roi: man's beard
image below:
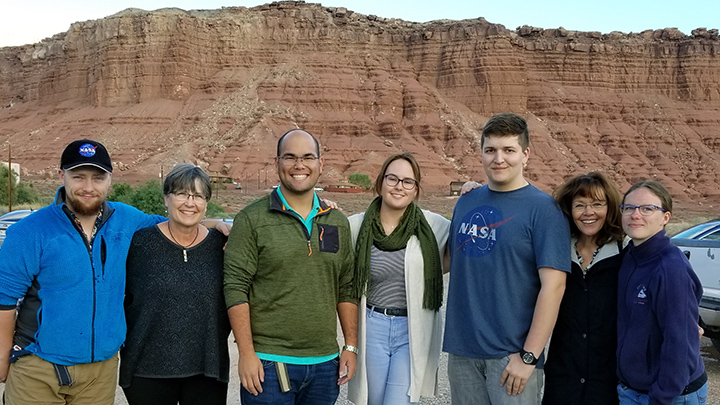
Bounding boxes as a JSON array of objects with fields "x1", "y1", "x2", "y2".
[{"x1": 66, "y1": 193, "x2": 103, "y2": 216}]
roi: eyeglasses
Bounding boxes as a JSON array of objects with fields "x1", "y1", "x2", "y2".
[
  {"x1": 572, "y1": 201, "x2": 608, "y2": 212},
  {"x1": 384, "y1": 174, "x2": 418, "y2": 190},
  {"x1": 278, "y1": 154, "x2": 319, "y2": 166},
  {"x1": 173, "y1": 192, "x2": 207, "y2": 203},
  {"x1": 619, "y1": 204, "x2": 666, "y2": 216}
]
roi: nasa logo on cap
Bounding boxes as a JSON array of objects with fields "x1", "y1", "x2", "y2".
[
  {"x1": 60, "y1": 139, "x2": 113, "y2": 173},
  {"x1": 78, "y1": 143, "x2": 98, "y2": 158}
]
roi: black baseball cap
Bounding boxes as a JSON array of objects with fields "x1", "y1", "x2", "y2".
[{"x1": 60, "y1": 139, "x2": 113, "y2": 173}]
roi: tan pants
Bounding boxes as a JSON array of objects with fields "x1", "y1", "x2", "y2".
[{"x1": 4, "y1": 353, "x2": 118, "y2": 405}]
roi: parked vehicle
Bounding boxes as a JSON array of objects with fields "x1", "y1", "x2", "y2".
[
  {"x1": 671, "y1": 219, "x2": 720, "y2": 350},
  {"x1": 0, "y1": 210, "x2": 35, "y2": 248}
]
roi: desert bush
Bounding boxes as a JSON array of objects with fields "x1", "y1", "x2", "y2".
[
  {"x1": 206, "y1": 201, "x2": 226, "y2": 217},
  {"x1": 0, "y1": 166, "x2": 39, "y2": 206},
  {"x1": 129, "y1": 180, "x2": 166, "y2": 216},
  {"x1": 107, "y1": 183, "x2": 133, "y2": 205},
  {"x1": 349, "y1": 173, "x2": 372, "y2": 190}
]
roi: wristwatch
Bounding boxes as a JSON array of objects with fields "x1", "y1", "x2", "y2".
[
  {"x1": 520, "y1": 349, "x2": 539, "y2": 365},
  {"x1": 342, "y1": 344, "x2": 359, "y2": 355}
]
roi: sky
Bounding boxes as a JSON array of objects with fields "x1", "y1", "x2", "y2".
[{"x1": 1, "y1": 0, "x2": 718, "y2": 47}]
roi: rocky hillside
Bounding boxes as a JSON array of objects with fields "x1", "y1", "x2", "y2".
[{"x1": 0, "y1": 1, "x2": 719, "y2": 207}]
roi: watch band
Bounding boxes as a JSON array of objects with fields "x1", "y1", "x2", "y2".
[
  {"x1": 342, "y1": 344, "x2": 359, "y2": 355},
  {"x1": 520, "y1": 349, "x2": 539, "y2": 365}
]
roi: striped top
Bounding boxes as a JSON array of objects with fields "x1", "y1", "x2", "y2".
[{"x1": 366, "y1": 245, "x2": 407, "y2": 309}]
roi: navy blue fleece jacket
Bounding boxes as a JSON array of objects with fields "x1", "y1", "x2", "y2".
[{"x1": 616, "y1": 230, "x2": 705, "y2": 405}]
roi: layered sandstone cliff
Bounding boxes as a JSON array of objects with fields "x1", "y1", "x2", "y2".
[{"x1": 0, "y1": 1, "x2": 719, "y2": 205}]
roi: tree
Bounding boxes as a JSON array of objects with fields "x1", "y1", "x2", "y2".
[
  {"x1": 0, "y1": 166, "x2": 39, "y2": 206},
  {"x1": 349, "y1": 173, "x2": 372, "y2": 190}
]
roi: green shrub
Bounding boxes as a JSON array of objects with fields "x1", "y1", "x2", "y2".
[
  {"x1": 130, "y1": 180, "x2": 165, "y2": 216},
  {"x1": 0, "y1": 166, "x2": 39, "y2": 205},
  {"x1": 349, "y1": 173, "x2": 372, "y2": 190},
  {"x1": 206, "y1": 201, "x2": 226, "y2": 217},
  {"x1": 108, "y1": 183, "x2": 133, "y2": 205},
  {"x1": 108, "y1": 181, "x2": 164, "y2": 215}
]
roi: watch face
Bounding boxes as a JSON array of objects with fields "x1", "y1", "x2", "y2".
[{"x1": 522, "y1": 352, "x2": 534, "y2": 364}]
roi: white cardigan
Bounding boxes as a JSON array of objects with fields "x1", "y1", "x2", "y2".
[{"x1": 347, "y1": 210, "x2": 450, "y2": 404}]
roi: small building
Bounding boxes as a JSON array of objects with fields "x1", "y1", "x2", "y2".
[
  {"x1": 324, "y1": 183, "x2": 365, "y2": 193},
  {"x1": 449, "y1": 181, "x2": 467, "y2": 196},
  {"x1": 209, "y1": 175, "x2": 233, "y2": 185}
]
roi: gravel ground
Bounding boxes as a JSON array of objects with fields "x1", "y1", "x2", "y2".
[{"x1": 701, "y1": 338, "x2": 720, "y2": 405}]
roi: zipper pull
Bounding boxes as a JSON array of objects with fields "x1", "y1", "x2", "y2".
[{"x1": 307, "y1": 240, "x2": 312, "y2": 256}]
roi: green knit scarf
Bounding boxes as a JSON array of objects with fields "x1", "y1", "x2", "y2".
[{"x1": 354, "y1": 197, "x2": 443, "y2": 311}]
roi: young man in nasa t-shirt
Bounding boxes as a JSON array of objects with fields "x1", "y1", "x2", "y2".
[{"x1": 444, "y1": 113, "x2": 570, "y2": 405}]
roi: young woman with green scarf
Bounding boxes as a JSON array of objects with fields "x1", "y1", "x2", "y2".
[{"x1": 347, "y1": 152, "x2": 450, "y2": 405}]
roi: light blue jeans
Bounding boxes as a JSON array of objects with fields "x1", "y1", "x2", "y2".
[
  {"x1": 365, "y1": 307, "x2": 415, "y2": 405},
  {"x1": 617, "y1": 382, "x2": 708, "y2": 405},
  {"x1": 448, "y1": 353, "x2": 543, "y2": 405}
]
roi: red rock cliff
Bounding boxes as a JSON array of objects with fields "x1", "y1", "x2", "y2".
[{"x1": 0, "y1": 1, "x2": 718, "y2": 205}]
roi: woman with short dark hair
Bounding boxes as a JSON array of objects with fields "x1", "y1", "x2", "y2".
[{"x1": 120, "y1": 163, "x2": 230, "y2": 405}]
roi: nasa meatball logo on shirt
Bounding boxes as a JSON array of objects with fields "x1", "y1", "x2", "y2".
[{"x1": 454, "y1": 206, "x2": 513, "y2": 258}]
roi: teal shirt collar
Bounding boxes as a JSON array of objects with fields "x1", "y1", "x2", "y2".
[{"x1": 276, "y1": 187, "x2": 320, "y2": 234}]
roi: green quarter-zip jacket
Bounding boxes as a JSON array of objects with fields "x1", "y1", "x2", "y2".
[{"x1": 224, "y1": 189, "x2": 357, "y2": 358}]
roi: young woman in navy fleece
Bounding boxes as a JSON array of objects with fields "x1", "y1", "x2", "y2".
[{"x1": 616, "y1": 181, "x2": 707, "y2": 405}]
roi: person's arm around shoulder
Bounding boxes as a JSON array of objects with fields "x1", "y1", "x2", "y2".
[
  {"x1": 501, "y1": 267, "x2": 566, "y2": 395},
  {"x1": 0, "y1": 309, "x2": 16, "y2": 382},
  {"x1": 203, "y1": 219, "x2": 232, "y2": 236},
  {"x1": 460, "y1": 181, "x2": 482, "y2": 195},
  {"x1": 337, "y1": 301, "x2": 358, "y2": 385},
  {"x1": 228, "y1": 303, "x2": 264, "y2": 396}
]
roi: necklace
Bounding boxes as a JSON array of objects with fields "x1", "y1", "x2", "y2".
[
  {"x1": 167, "y1": 222, "x2": 199, "y2": 262},
  {"x1": 575, "y1": 239, "x2": 600, "y2": 275},
  {"x1": 381, "y1": 219, "x2": 398, "y2": 234}
]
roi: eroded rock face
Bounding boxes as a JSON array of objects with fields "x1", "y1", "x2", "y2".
[{"x1": 1, "y1": 2, "x2": 719, "y2": 205}]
